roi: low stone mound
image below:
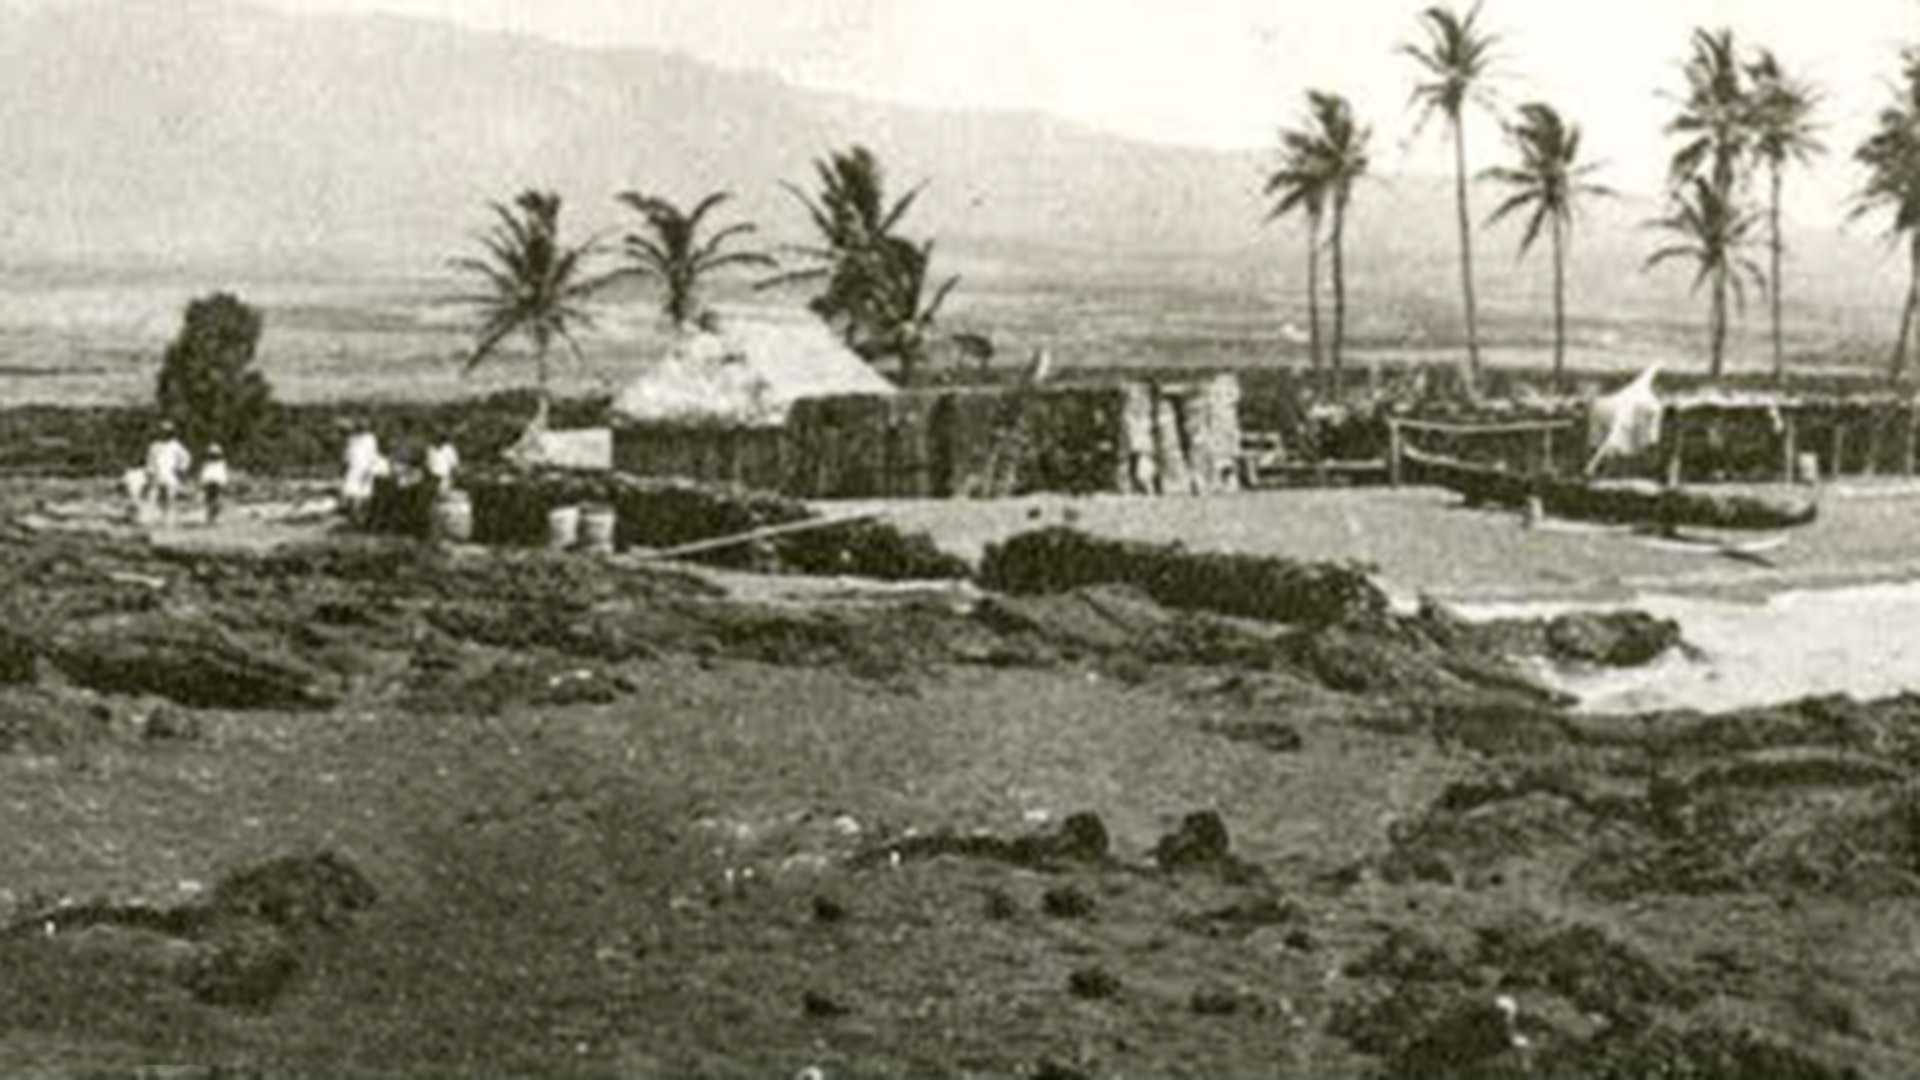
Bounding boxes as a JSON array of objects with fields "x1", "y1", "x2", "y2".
[
  {"x1": 48, "y1": 614, "x2": 336, "y2": 712},
  {"x1": 856, "y1": 811, "x2": 1112, "y2": 871},
  {"x1": 979, "y1": 527, "x2": 1388, "y2": 628},
  {"x1": 449, "y1": 470, "x2": 971, "y2": 581},
  {"x1": 1, "y1": 850, "x2": 376, "y2": 1013}
]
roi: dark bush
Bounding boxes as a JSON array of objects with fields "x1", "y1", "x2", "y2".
[
  {"x1": 979, "y1": 527, "x2": 1386, "y2": 627},
  {"x1": 156, "y1": 293, "x2": 272, "y2": 456}
]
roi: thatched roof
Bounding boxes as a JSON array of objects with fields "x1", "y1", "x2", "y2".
[{"x1": 612, "y1": 316, "x2": 895, "y2": 428}]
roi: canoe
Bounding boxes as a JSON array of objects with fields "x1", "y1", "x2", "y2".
[{"x1": 1402, "y1": 447, "x2": 1818, "y2": 531}]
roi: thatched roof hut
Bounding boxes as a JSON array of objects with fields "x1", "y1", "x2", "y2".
[{"x1": 612, "y1": 315, "x2": 895, "y2": 429}]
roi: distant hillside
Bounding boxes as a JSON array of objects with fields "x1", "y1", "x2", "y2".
[{"x1": 0, "y1": 0, "x2": 1909, "y2": 353}]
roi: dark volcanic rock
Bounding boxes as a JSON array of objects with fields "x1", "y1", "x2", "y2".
[
  {"x1": 0, "y1": 628, "x2": 36, "y2": 684},
  {"x1": 50, "y1": 615, "x2": 335, "y2": 711},
  {"x1": 208, "y1": 851, "x2": 379, "y2": 933},
  {"x1": 864, "y1": 811, "x2": 1111, "y2": 871},
  {"x1": 1546, "y1": 611, "x2": 1683, "y2": 668},
  {"x1": 1152, "y1": 810, "x2": 1233, "y2": 872}
]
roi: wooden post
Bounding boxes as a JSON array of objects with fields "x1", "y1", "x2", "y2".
[
  {"x1": 1387, "y1": 420, "x2": 1403, "y2": 487},
  {"x1": 1541, "y1": 426, "x2": 1556, "y2": 476},
  {"x1": 1662, "y1": 408, "x2": 1684, "y2": 487},
  {"x1": 1896, "y1": 401, "x2": 1912, "y2": 472},
  {"x1": 1781, "y1": 413, "x2": 1797, "y2": 483},
  {"x1": 1831, "y1": 421, "x2": 1846, "y2": 480}
]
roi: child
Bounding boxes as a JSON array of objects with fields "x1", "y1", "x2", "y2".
[
  {"x1": 200, "y1": 444, "x2": 230, "y2": 524},
  {"x1": 120, "y1": 466, "x2": 149, "y2": 524}
]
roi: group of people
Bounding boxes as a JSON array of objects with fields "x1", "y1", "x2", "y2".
[
  {"x1": 123, "y1": 421, "x2": 462, "y2": 530},
  {"x1": 125, "y1": 423, "x2": 228, "y2": 526},
  {"x1": 337, "y1": 424, "x2": 461, "y2": 525}
]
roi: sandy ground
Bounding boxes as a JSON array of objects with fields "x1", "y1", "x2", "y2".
[{"x1": 838, "y1": 480, "x2": 1920, "y2": 605}]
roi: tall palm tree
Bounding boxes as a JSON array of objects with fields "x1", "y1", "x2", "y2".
[
  {"x1": 616, "y1": 190, "x2": 774, "y2": 331},
  {"x1": 1746, "y1": 49, "x2": 1824, "y2": 380},
  {"x1": 1267, "y1": 91, "x2": 1370, "y2": 388},
  {"x1": 1668, "y1": 28, "x2": 1752, "y2": 195},
  {"x1": 1404, "y1": 2, "x2": 1500, "y2": 388},
  {"x1": 770, "y1": 145, "x2": 961, "y2": 384},
  {"x1": 1264, "y1": 120, "x2": 1330, "y2": 383},
  {"x1": 1482, "y1": 102, "x2": 1611, "y2": 384},
  {"x1": 1853, "y1": 48, "x2": 1920, "y2": 379},
  {"x1": 1646, "y1": 177, "x2": 1765, "y2": 377},
  {"x1": 450, "y1": 190, "x2": 606, "y2": 409}
]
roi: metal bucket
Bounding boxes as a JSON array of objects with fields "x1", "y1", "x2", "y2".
[
  {"x1": 580, "y1": 504, "x2": 616, "y2": 556},
  {"x1": 433, "y1": 490, "x2": 473, "y2": 542},
  {"x1": 1796, "y1": 452, "x2": 1820, "y2": 485},
  {"x1": 546, "y1": 505, "x2": 581, "y2": 551}
]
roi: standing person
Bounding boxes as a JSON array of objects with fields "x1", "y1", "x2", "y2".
[
  {"x1": 199, "y1": 444, "x2": 230, "y2": 525},
  {"x1": 425, "y1": 431, "x2": 461, "y2": 497},
  {"x1": 144, "y1": 423, "x2": 191, "y2": 526},
  {"x1": 120, "y1": 465, "x2": 149, "y2": 524},
  {"x1": 340, "y1": 423, "x2": 387, "y2": 524}
]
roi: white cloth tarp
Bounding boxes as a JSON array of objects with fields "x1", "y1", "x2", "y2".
[
  {"x1": 1587, "y1": 365, "x2": 1663, "y2": 473},
  {"x1": 503, "y1": 399, "x2": 613, "y2": 471},
  {"x1": 613, "y1": 317, "x2": 895, "y2": 428}
]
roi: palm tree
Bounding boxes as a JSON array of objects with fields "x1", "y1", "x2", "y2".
[
  {"x1": 771, "y1": 145, "x2": 961, "y2": 383},
  {"x1": 615, "y1": 190, "x2": 774, "y2": 331},
  {"x1": 1404, "y1": 2, "x2": 1500, "y2": 388},
  {"x1": 1668, "y1": 28, "x2": 1752, "y2": 194},
  {"x1": 1646, "y1": 177, "x2": 1765, "y2": 377},
  {"x1": 1264, "y1": 120, "x2": 1329, "y2": 383},
  {"x1": 1483, "y1": 103, "x2": 1611, "y2": 384},
  {"x1": 1853, "y1": 48, "x2": 1920, "y2": 378},
  {"x1": 450, "y1": 190, "x2": 606, "y2": 410},
  {"x1": 1746, "y1": 49, "x2": 1824, "y2": 380}
]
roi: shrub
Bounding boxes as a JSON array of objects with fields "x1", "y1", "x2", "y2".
[{"x1": 156, "y1": 293, "x2": 273, "y2": 457}]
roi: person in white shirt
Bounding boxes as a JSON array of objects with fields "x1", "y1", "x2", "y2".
[
  {"x1": 120, "y1": 466, "x2": 149, "y2": 524},
  {"x1": 200, "y1": 444, "x2": 231, "y2": 524},
  {"x1": 341, "y1": 425, "x2": 389, "y2": 524},
  {"x1": 425, "y1": 433, "x2": 460, "y2": 496},
  {"x1": 144, "y1": 423, "x2": 192, "y2": 526}
]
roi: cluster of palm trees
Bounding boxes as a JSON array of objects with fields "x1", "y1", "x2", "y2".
[
  {"x1": 1267, "y1": 4, "x2": 1848, "y2": 391},
  {"x1": 452, "y1": 145, "x2": 962, "y2": 405}
]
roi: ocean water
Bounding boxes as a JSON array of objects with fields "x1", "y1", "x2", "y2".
[{"x1": 1463, "y1": 581, "x2": 1920, "y2": 715}]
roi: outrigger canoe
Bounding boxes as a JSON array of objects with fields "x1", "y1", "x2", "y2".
[{"x1": 1401, "y1": 446, "x2": 1818, "y2": 531}]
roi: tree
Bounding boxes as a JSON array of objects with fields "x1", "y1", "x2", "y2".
[
  {"x1": 1664, "y1": 28, "x2": 1762, "y2": 377},
  {"x1": 156, "y1": 293, "x2": 272, "y2": 454},
  {"x1": 1646, "y1": 177, "x2": 1765, "y2": 377},
  {"x1": 1747, "y1": 49, "x2": 1824, "y2": 380},
  {"x1": 1668, "y1": 28, "x2": 1751, "y2": 195},
  {"x1": 450, "y1": 190, "x2": 606, "y2": 409},
  {"x1": 1853, "y1": 48, "x2": 1920, "y2": 378},
  {"x1": 1404, "y1": 2, "x2": 1500, "y2": 388},
  {"x1": 773, "y1": 145, "x2": 960, "y2": 384},
  {"x1": 615, "y1": 190, "x2": 774, "y2": 330},
  {"x1": 1482, "y1": 102, "x2": 1611, "y2": 383},
  {"x1": 1266, "y1": 90, "x2": 1371, "y2": 390}
]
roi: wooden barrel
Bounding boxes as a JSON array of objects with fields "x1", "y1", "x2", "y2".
[
  {"x1": 547, "y1": 505, "x2": 581, "y2": 551},
  {"x1": 579, "y1": 504, "x2": 616, "y2": 555},
  {"x1": 434, "y1": 490, "x2": 473, "y2": 542}
]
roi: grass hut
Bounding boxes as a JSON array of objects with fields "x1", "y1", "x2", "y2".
[{"x1": 610, "y1": 314, "x2": 895, "y2": 491}]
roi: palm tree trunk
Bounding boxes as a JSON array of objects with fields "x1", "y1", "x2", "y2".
[
  {"x1": 536, "y1": 342, "x2": 552, "y2": 410},
  {"x1": 1551, "y1": 214, "x2": 1567, "y2": 387},
  {"x1": 1769, "y1": 164, "x2": 1785, "y2": 382},
  {"x1": 1332, "y1": 196, "x2": 1348, "y2": 389},
  {"x1": 1710, "y1": 268, "x2": 1728, "y2": 379},
  {"x1": 1452, "y1": 117, "x2": 1482, "y2": 389},
  {"x1": 1306, "y1": 212, "x2": 1323, "y2": 389},
  {"x1": 1897, "y1": 233, "x2": 1920, "y2": 380}
]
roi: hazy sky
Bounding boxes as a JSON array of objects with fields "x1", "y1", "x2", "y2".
[{"x1": 256, "y1": 0, "x2": 1916, "y2": 223}]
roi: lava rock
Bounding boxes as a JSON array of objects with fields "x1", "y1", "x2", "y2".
[
  {"x1": 1152, "y1": 810, "x2": 1233, "y2": 872},
  {"x1": 1042, "y1": 885, "x2": 1096, "y2": 920},
  {"x1": 1545, "y1": 611, "x2": 1682, "y2": 668},
  {"x1": 1067, "y1": 966, "x2": 1121, "y2": 1000}
]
